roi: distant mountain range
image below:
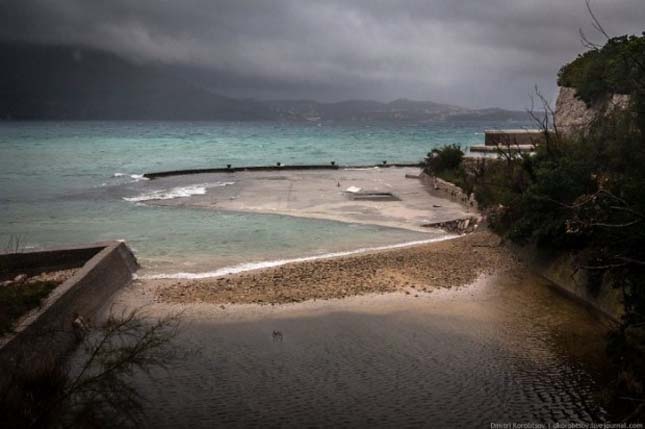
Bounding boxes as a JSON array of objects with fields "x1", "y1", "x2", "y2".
[
  {"x1": 0, "y1": 42, "x2": 535, "y2": 122},
  {"x1": 264, "y1": 99, "x2": 533, "y2": 122}
]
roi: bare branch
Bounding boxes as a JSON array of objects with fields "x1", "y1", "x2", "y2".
[{"x1": 585, "y1": 0, "x2": 611, "y2": 40}]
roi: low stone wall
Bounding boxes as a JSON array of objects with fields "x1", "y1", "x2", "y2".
[
  {"x1": 419, "y1": 172, "x2": 478, "y2": 211},
  {"x1": 0, "y1": 241, "x2": 138, "y2": 367}
]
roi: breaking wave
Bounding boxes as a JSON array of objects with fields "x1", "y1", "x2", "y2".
[
  {"x1": 123, "y1": 182, "x2": 234, "y2": 202},
  {"x1": 113, "y1": 172, "x2": 149, "y2": 182}
]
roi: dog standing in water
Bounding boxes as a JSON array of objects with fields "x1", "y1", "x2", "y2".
[{"x1": 272, "y1": 330, "x2": 283, "y2": 342}]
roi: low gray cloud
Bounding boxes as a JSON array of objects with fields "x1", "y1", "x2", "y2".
[{"x1": 1, "y1": 0, "x2": 643, "y2": 108}]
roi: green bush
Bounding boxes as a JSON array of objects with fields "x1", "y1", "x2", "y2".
[{"x1": 424, "y1": 144, "x2": 464, "y2": 174}]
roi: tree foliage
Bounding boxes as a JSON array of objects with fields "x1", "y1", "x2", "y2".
[{"x1": 558, "y1": 33, "x2": 645, "y2": 105}]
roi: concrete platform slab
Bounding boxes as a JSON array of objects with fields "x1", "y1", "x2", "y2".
[{"x1": 141, "y1": 167, "x2": 472, "y2": 233}]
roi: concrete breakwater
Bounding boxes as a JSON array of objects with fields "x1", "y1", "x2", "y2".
[
  {"x1": 0, "y1": 241, "x2": 138, "y2": 367},
  {"x1": 144, "y1": 162, "x2": 424, "y2": 179}
]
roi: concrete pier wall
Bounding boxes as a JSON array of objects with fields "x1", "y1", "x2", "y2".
[
  {"x1": 0, "y1": 241, "x2": 138, "y2": 366},
  {"x1": 484, "y1": 129, "x2": 548, "y2": 147},
  {"x1": 0, "y1": 243, "x2": 105, "y2": 276}
]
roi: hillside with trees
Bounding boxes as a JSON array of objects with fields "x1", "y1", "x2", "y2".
[{"x1": 425, "y1": 32, "x2": 645, "y2": 421}]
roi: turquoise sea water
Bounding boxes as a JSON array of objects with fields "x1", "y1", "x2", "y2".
[{"x1": 0, "y1": 120, "x2": 531, "y2": 274}]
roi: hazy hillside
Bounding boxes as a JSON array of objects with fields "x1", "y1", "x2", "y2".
[
  {"x1": 0, "y1": 42, "x2": 536, "y2": 122},
  {"x1": 0, "y1": 43, "x2": 276, "y2": 120},
  {"x1": 264, "y1": 98, "x2": 533, "y2": 122}
]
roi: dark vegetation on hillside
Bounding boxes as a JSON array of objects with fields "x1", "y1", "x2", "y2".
[
  {"x1": 426, "y1": 33, "x2": 645, "y2": 421},
  {"x1": 558, "y1": 33, "x2": 645, "y2": 105}
]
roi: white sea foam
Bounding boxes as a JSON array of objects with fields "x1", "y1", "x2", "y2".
[
  {"x1": 113, "y1": 172, "x2": 149, "y2": 182},
  {"x1": 130, "y1": 174, "x2": 149, "y2": 181},
  {"x1": 139, "y1": 234, "x2": 458, "y2": 280},
  {"x1": 123, "y1": 182, "x2": 234, "y2": 202}
]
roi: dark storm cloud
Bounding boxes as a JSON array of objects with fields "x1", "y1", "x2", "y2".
[{"x1": 1, "y1": 0, "x2": 643, "y2": 108}]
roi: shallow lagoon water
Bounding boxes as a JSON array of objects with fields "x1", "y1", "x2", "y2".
[
  {"x1": 119, "y1": 272, "x2": 611, "y2": 427},
  {"x1": 0, "y1": 120, "x2": 528, "y2": 273}
]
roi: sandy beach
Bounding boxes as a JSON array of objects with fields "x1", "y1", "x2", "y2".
[{"x1": 142, "y1": 229, "x2": 516, "y2": 305}]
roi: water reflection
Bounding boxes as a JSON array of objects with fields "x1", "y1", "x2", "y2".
[{"x1": 133, "y1": 271, "x2": 611, "y2": 426}]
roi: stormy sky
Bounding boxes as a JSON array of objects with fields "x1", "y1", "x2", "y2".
[{"x1": 1, "y1": 1, "x2": 643, "y2": 109}]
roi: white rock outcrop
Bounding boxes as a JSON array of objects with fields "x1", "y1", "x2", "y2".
[{"x1": 554, "y1": 86, "x2": 630, "y2": 136}]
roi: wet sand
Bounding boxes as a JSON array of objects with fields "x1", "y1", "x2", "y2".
[{"x1": 152, "y1": 230, "x2": 513, "y2": 304}]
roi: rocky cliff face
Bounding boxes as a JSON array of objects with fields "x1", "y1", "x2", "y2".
[{"x1": 554, "y1": 86, "x2": 630, "y2": 135}]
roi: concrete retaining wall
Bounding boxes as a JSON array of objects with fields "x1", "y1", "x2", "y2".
[
  {"x1": 0, "y1": 241, "x2": 138, "y2": 367},
  {"x1": 518, "y1": 246, "x2": 624, "y2": 323}
]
